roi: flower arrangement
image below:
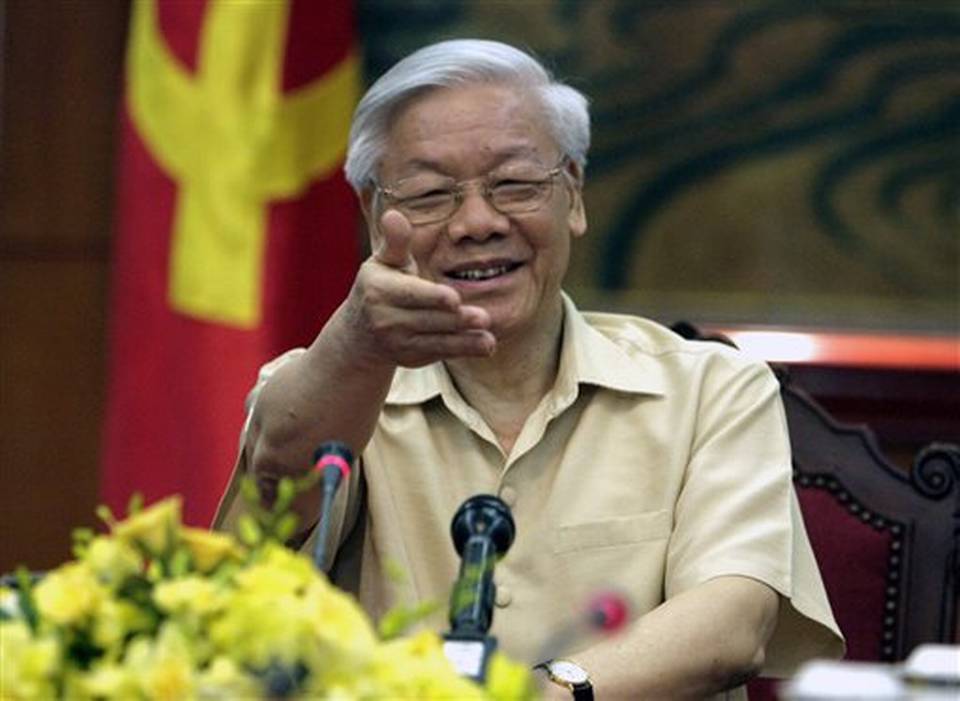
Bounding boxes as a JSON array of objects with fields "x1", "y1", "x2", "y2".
[{"x1": 0, "y1": 486, "x2": 537, "y2": 700}]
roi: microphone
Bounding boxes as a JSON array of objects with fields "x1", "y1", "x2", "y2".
[
  {"x1": 534, "y1": 590, "x2": 630, "y2": 664},
  {"x1": 443, "y1": 494, "x2": 515, "y2": 682},
  {"x1": 310, "y1": 441, "x2": 354, "y2": 571}
]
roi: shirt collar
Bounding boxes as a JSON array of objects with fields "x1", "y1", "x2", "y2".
[
  {"x1": 386, "y1": 292, "x2": 666, "y2": 406},
  {"x1": 558, "y1": 292, "x2": 666, "y2": 397}
]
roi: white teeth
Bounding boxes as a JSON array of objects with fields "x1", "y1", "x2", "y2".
[{"x1": 451, "y1": 265, "x2": 510, "y2": 281}]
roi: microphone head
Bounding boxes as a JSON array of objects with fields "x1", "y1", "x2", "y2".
[
  {"x1": 312, "y1": 441, "x2": 354, "y2": 477},
  {"x1": 450, "y1": 494, "x2": 515, "y2": 557},
  {"x1": 586, "y1": 591, "x2": 629, "y2": 633},
  {"x1": 532, "y1": 590, "x2": 631, "y2": 664}
]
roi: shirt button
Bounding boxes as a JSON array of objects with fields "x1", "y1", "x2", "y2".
[
  {"x1": 495, "y1": 585, "x2": 513, "y2": 607},
  {"x1": 500, "y1": 486, "x2": 517, "y2": 507}
]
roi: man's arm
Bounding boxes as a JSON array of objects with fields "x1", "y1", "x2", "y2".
[
  {"x1": 244, "y1": 210, "x2": 495, "y2": 527},
  {"x1": 541, "y1": 576, "x2": 779, "y2": 700}
]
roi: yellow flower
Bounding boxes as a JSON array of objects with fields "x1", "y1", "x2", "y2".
[
  {"x1": 486, "y1": 652, "x2": 540, "y2": 701},
  {"x1": 208, "y1": 588, "x2": 314, "y2": 670},
  {"x1": 371, "y1": 630, "x2": 488, "y2": 699},
  {"x1": 180, "y1": 526, "x2": 244, "y2": 573},
  {"x1": 69, "y1": 660, "x2": 138, "y2": 699},
  {"x1": 0, "y1": 620, "x2": 61, "y2": 700},
  {"x1": 125, "y1": 623, "x2": 196, "y2": 701},
  {"x1": 34, "y1": 562, "x2": 104, "y2": 626},
  {"x1": 232, "y1": 542, "x2": 316, "y2": 596},
  {"x1": 91, "y1": 598, "x2": 154, "y2": 651},
  {"x1": 83, "y1": 535, "x2": 143, "y2": 584},
  {"x1": 3, "y1": 493, "x2": 540, "y2": 700},
  {"x1": 304, "y1": 578, "x2": 376, "y2": 655},
  {"x1": 113, "y1": 495, "x2": 181, "y2": 554},
  {"x1": 154, "y1": 575, "x2": 224, "y2": 617},
  {"x1": 195, "y1": 656, "x2": 260, "y2": 699}
]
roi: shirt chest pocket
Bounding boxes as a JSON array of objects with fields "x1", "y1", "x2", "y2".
[{"x1": 552, "y1": 510, "x2": 671, "y2": 554}]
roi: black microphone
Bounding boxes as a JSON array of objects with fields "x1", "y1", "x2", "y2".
[
  {"x1": 443, "y1": 494, "x2": 515, "y2": 682},
  {"x1": 310, "y1": 441, "x2": 354, "y2": 571}
]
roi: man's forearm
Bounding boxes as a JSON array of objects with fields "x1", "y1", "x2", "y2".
[
  {"x1": 254, "y1": 310, "x2": 394, "y2": 457},
  {"x1": 541, "y1": 576, "x2": 779, "y2": 700},
  {"x1": 246, "y1": 303, "x2": 396, "y2": 526}
]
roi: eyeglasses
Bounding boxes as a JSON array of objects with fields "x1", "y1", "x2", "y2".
[{"x1": 375, "y1": 157, "x2": 570, "y2": 226}]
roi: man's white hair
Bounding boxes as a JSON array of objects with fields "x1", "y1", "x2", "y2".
[{"x1": 344, "y1": 39, "x2": 590, "y2": 192}]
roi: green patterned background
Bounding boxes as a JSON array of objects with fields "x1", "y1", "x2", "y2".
[{"x1": 357, "y1": 0, "x2": 959, "y2": 332}]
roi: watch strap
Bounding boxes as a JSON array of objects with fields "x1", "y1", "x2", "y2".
[{"x1": 569, "y1": 680, "x2": 593, "y2": 701}]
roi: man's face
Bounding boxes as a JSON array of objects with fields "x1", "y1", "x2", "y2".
[{"x1": 368, "y1": 83, "x2": 587, "y2": 341}]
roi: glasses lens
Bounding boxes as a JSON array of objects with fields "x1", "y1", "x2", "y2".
[
  {"x1": 386, "y1": 177, "x2": 457, "y2": 224},
  {"x1": 398, "y1": 191, "x2": 456, "y2": 224},
  {"x1": 490, "y1": 180, "x2": 552, "y2": 213}
]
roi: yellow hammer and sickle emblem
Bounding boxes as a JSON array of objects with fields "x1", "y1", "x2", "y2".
[{"x1": 127, "y1": 0, "x2": 359, "y2": 328}]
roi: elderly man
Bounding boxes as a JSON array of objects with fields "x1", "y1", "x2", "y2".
[{"x1": 215, "y1": 39, "x2": 843, "y2": 699}]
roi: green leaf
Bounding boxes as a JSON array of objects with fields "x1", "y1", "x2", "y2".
[
  {"x1": 64, "y1": 626, "x2": 104, "y2": 670},
  {"x1": 72, "y1": 527, "x2": 94, "y2": 544},
  {"x1": 170, "y1": 547, "x2": 191, "y2": 577},
  {"x1": 384, "y1": 559, "x2": 408, "y2": 586},
  {"x1": 377, "y1": 600, "x2": 441, "y2": 640},
  {"x1": 274, "y1": 513, "x2": 299, "y2": 543},
  {"x1": 238, "y1": 515, "x2": 261, "y2": 547},
  {"x1": 14, "y1": 568, "x2": 40, "y2": 632},
  {"x1": 295, "y1": 471, "x2": 319, "y2": 492},
  {"x1": 126, "y1": 492, "x2": 144, "y2": 516},
  {"x1": 95, "y1": 504, "x2": 116, "y2": 528},
  {"x1": 146, "y1": 559, "x2": 163, "y2": 581},
  {"x1": 71, "y1": 528, "x2": 95, "y2": 559},
  {"x1": 275, "y1": 477, "x2": 296, "y2": 512},
  {"x1": 240, "y1": 476, "x2": 260, "y2": 504}
]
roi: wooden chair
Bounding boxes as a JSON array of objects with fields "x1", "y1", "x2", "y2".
[
  {"x1": 669, "y1": 323, "x2": 960, "y2": 697},
  {"x1": 774, "y1": 369, "x2": 959, "y2": 661}
]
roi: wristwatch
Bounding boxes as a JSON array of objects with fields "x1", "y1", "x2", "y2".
[{"x1": 536, "y1": 659, "x2": 593, "y2": 700}]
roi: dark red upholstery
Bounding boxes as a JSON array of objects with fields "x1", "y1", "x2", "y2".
[
  {"x1": 746, "y1": 485, "x2": 895, "y2": 700},
  {"x1": 796, "y1": 486, "x2": 893, "y2": 660}
]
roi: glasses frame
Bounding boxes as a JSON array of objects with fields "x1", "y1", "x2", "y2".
[{"x1": 374, "y1": 156, "x2": 571, "y2": 226}]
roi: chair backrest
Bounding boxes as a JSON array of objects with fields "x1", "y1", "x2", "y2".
[
  {"x1": 777, "y1": 368, "x2": 959, "y2": 661},
  {"x1": 668, "y1": 322, "x2": 960, "y2": 695}
]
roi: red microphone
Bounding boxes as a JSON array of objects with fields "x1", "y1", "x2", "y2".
[
  {"x1": 534, "y1": 590, "x2": 630, "y2": 664},
  {"x1": 311, "y1": 441, "x2": 354, "y2": 571},
  {"x1": 584, "y1": 591, "x2": 628, "y2": 633}
]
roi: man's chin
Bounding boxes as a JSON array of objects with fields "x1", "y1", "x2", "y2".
[{"x1": 483, "y1": 302, "x2": 542, "y2": 341}]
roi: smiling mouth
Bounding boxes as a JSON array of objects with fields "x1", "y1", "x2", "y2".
[{"x1": 446, "y1": 262, "x2": 522, "y2": 281}]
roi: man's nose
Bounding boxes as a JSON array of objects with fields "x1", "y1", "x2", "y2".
[{"x1": 446, "y1": 185, "x2": 509, "y2": 242}]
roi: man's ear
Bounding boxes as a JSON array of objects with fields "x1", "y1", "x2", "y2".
[{"x1": 564, "y1": 161, "x2": 587, "y2": 238}]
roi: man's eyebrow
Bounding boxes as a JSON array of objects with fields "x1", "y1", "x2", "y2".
[{"x1": 387, "y1": 159, "x2": 452, "y2": 181}]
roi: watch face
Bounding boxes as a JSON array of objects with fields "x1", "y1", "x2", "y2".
[{"x1": 549, "y1": 660, "x2": 589, "y2": 684}]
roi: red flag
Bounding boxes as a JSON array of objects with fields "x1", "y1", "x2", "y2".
[{"x1": 101, "y1": 0, "x2": 360, "y2": 526}]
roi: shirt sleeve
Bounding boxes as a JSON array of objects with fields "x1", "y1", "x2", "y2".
[
  {"x1": 211, "y1": 348, "x2": 362, "y2": 572},
  {"x1": 664, "y1": 353, "x2": 844, "y2": 676}
]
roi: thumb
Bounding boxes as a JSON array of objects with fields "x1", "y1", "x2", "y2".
[{"x1": 374, "y1": 209, "x2": 415, "y2": 270}]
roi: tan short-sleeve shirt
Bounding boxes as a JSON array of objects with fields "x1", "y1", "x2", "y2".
[{"x1": 215, "y1": 294, "x2": 843, "y2": 687}]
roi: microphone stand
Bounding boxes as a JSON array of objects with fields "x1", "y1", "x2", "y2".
[{"x1": 442, "y1": 494, "x2": 515, "y2": 683}]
